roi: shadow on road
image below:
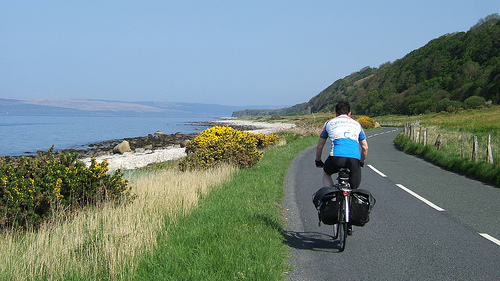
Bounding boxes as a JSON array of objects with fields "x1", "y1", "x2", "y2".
[{"x1": 283, "y1": 230, "x2": 343, "y2": 253}]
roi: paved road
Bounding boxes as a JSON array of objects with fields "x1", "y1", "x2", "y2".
[{"x1": 284, "y1": 127, "x2": 500, "y2": 280}]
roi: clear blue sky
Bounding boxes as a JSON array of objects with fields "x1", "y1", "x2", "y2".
[{"x1": 1, "y1": 1, "x2": 498, "y2": 107}]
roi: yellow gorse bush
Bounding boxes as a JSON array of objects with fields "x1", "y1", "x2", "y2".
[
  {"x1": 179, "y1": 126, "x2": 280, "y2": 171},
  {"x1": 0, "y1": 146, "x2": 131, "y2": 230},
  {"x1": 356, "y1": 116, "x2": 376, "y2": 129},
  {"x1": 254, "y1": 133, "x2": 280, "y2": 148}
]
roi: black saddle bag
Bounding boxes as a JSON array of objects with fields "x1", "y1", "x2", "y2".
[
  {"x1": 349, "y1": 189, "x2": 376, "y2": 226},
  {"x1": 312, "y1": 187, "x2": 342, "y2": 225}
]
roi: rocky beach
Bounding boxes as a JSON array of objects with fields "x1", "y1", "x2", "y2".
[{"x1": 79, "y1": 119, "x2": 296, "y2": 171}]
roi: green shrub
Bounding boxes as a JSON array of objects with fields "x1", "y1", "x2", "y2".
[
  {"x1": 0, "y1": 147, "x2": 131, "y2": 230},
  {"x1": 464, "y1": 95, "x2": 486, "y2": 109},
  {"x1": 179, "y1": 126, "x2": 279, "y2": 171}
]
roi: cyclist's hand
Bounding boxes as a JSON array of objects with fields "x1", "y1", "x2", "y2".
[
  {"x1": 315, "y1": 160, "x2": 324, "y2": 168},
  {"x1": 360, "y1": 161, "x2": 365, "y2": 168}
]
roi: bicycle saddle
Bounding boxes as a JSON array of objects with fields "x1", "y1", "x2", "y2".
[{"x1": 337, "y1": 168, "x2": 350, "y2": 183}]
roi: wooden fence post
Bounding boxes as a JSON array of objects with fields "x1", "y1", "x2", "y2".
[
  {"x1": 424, "y1": 128, "x2": 428, "y2": 146},
  {"x1": 487, "y1": 134, "x2": 494, "y2": 164},
  {"x1": 434, "y1": 134, "x2": 441, "y2": 150},
  {"x1": 461, "y1": 132, "x2": 465, "y2": 159},
  {"x1": 418, "y1": 127, "x2": 422, "y2": 144},
  {"x1": 472, "y1": 136, "x2": 478, "y2": 163}
]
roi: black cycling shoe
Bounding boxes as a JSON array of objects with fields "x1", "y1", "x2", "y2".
[{"x1": 347, "y1": 225, "x2": 354, "y2": 236}]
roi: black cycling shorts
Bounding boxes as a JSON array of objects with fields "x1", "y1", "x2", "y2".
[{"x1": 323, "y1": 156, "x2": 362, "y2": 189}]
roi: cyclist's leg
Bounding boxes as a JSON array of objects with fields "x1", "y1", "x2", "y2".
[
  {"x1": 323, "y1": 156, "x2": 342, "y2": 187},
  {"x1": 322, "y1": 172, "x2": 334, "y2": 187},
  {"x1": 346, "y1": 158, "x2": 362, "y2": 189},
  {"x1": 322, "y1": 156, "x2": 334, "y2": 187}
]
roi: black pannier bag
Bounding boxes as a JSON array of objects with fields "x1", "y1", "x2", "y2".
[
  {"x1": 312, "y1": 187, "x2": 341, "y2": 225},
  {"x1": 349, "y1": 189, "x2": 376, "y2": 226}
]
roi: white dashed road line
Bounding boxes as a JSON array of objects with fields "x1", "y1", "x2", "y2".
[
  {"x1": 369, "y1": 161, "x2": 500, "y2": 247},
  {"x1": 368, "y1": 164, "x2": 387, "y2": 178},
  {"x1": 479, "y1": 233, "x2": 500, "y2": 247},
  {"x1": 395, "y1": 184, "x2": 445, "y2": 212}
]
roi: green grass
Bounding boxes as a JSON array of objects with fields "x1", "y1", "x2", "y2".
[
  {"x1": 133, "y1": 135, "x2": 317, "y2": 280},
  {"x1": 376, "y1": 106, "x2": 500, "y2": 186},
  {"x1": 394, "y1": 133, "x2": 500, "y2": 186}
]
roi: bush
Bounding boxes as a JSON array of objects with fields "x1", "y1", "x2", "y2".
[
  {"x1": 254, "y1": 132, "x2": 280, "y2": 148},
  {"x1": 437, "y1": 98, "x2": 463, "y2": 113},
  {"x1": 464, "y1": 95, "x2": 486, "y2": 109},
  {"x1": 179, "y1": 126, "x2": 279, "y2": 171},
  {"x1": 356, "y1": 116, "x2": 376, "y2": 129},
  {"x1": 0, "y1": 147, "x2": 131, "y2": 230}
]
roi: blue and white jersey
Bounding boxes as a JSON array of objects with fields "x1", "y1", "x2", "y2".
[{"x1": 319, "y1": 115, "x2": 366, "y2": 160}]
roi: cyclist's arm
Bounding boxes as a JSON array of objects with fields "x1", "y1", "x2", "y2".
[
  {"x1": 316, "y1": 137, "x2": 327, "y2": 161},
  {"x1": 360, "y1": 139, "x2": 368, "y2": 163}
]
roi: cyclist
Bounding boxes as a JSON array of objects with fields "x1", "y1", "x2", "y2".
[{"x1": 315, "y1": 101, "x2": 368, "y2": 189}]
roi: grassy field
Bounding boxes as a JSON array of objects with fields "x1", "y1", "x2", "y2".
[
  {"x1": 375, "y1": 105, "x2": 500, "y2": 164},
  {"x1": 374, "y1": 105, "x2": 500, "y2": 132}
]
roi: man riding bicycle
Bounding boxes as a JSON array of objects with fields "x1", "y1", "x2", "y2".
[{"x1": 315, "y1": 101, "x2": 368, "y2": 189}]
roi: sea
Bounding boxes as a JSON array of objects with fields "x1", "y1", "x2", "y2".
[{"x1": 0, "y1": 115, "x2": 217, "y2": 156}]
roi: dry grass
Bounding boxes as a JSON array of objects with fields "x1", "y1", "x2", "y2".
[
  {"x1": 0, "y1": 164, "x2": 236, "y2": 280},
  {"x1": 272, "y1": 112, "x2": 333, "y2": 137}
]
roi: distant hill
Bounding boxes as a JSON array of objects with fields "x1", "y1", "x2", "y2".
[
  {"x1": 0, "y1": 98, "x2": 275, "y2": 118},
  {"x1": 231, "y1": 103, "x2": 310, "y2": 117},
  {"x1": 234, "y1": 14, "x2": 500, "y2": 117}
]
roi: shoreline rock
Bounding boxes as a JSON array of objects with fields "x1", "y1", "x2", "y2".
[{"x1": 67, "y1": 131, "x2": 198, "y2": 159}]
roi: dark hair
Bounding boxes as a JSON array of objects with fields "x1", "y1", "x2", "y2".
[{"x1": 335, "y1": 101, "x2": 351, "y2": 115}]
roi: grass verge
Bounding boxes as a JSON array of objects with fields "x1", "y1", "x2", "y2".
[
  {"x1": 0, "y1": 163, "x2": 236, "y2": 280},
  {"x1": 134, "y1": 135, "x2": 317, "y2": 280},
  {"x1": 394, "y1": 133, "x2": 500, "y2": 186},
  {"x1": 377, "y1": 106, "x2": 500, "y2": 187}
]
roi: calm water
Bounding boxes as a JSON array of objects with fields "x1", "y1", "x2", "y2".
[{"x1": 0, "y1": 115, "x2": 215, "y2": 156}]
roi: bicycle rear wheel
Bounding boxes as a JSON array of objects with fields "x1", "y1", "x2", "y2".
[
  {"x1": 338, "y1": 222, "x2": 347, "y2": 252},
  {"x1": 333, "y1": 224, "x2": 339, "y2": 239}
]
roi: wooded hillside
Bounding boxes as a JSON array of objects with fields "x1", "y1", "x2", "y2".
[{"x1": 234, "y1": 14, "x2": 500, "y2": 117}]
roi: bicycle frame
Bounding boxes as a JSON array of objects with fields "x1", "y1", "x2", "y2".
[
  {"x1": 337, "y1": 167, "x2": 351, "y2": 225},
  {"x1": 339, "y1": 186, "x2": 351, "y2": 224},
  {"x1": 333, "y1": 168, "x2": 351, "y2": 252}
]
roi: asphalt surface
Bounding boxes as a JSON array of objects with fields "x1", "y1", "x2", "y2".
[{"x1": 284, "y1": 127, "x2": 500, "y2": 280}]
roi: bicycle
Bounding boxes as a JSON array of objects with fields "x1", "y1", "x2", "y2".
[
  {"x1": 313, "y1": 167, "x2": 374, "y2": 252},
  {"x1": 331, "y1": 167, "x2": 352, "y2": 252}
]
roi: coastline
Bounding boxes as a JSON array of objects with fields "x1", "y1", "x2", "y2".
[{"x1": 81, "y1": 119, "x2": 296, "y2": 171}]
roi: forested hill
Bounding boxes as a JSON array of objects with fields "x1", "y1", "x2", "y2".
[{"x1": 233, "y1": 14, "x2": 500, "y2": 117}]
